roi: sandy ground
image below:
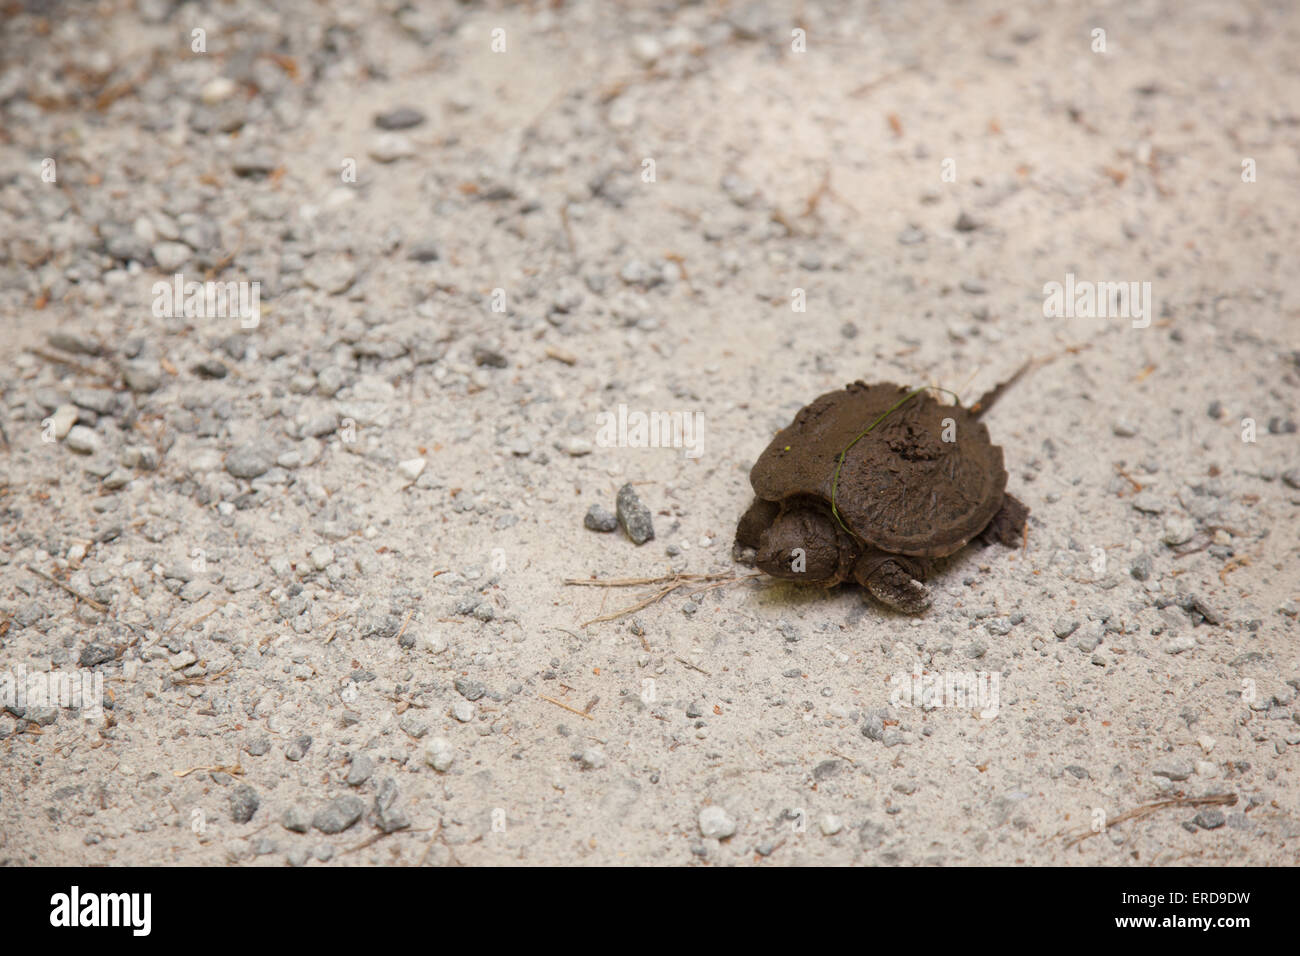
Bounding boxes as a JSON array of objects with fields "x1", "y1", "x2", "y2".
[{"x1": 1, "y1": 0, "x2": 1298, "y2": 866}]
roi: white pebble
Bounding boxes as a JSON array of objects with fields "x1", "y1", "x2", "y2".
[
  {"x1": 698, "y1": 805, "x2": 736, "y2": 839},
  {"x1": 425, "y1": 736, "x2": 455, "y2": 772},
  {"x1": 369, "y1": 133, "x2": 415, "y2": 163},
  {"x1": 397, "y1": 457, "x2": 426, "y2": 481},
  {"x1": 1162, "y1": 516, "x2": 1195, "y2": 546},
  {"x1": 200, "y1": 76, "x2": 237, "y2": 104},
  {"x1": 50, "y1": 404, "x2": 78, "y2": 440},
  {"x1": 64, "y1": 425, "x2": 99, "y2": 454}
]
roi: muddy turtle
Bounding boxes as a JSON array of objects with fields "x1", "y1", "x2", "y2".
[{"x1": 735, "y1": 372, "x2": 1029, "y2": 613}]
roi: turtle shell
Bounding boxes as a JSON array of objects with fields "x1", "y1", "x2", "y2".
[{"x1": 749, "y1": 381, "x2": 1007, "y2": 557}]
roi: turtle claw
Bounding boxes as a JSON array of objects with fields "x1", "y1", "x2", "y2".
[{"x1": 860, "y1": 559, "x2": 932, "y2": 614}]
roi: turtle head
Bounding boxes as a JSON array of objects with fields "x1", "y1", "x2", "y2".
[{"x1": 756, "y1": 505, "x2": 846, "y2": 584}]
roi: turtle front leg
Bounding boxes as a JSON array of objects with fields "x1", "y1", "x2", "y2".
[
  {"x1": 853, "y1": 552, "x2": 931, "y2": 614},
  {"x1": 979, "y1": 493, "x2": 1029, "y2": 548}
]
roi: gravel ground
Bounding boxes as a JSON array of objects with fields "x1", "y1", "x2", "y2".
[{"x1": 1, "y1": 0, "x2": 1298, "y2": 866}]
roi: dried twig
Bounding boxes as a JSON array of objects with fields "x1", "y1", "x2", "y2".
[
  {"x1": 27, "y1": 348, "x2": 115, "y2": 383},
  {"x1": 395, "y1": 609, "x2": 415, "y2": 645},
  {"x1": 564, "y1": 571, "x2": 758, "y2": 627},
  {"x1": 676, "y1": 657, "x2": 712, "y2": 677},
  {"x1": 1063, "y1": 792, "x2": 1237, "y2": 849},
  {"x1": 540, "y1": 695, "x2": 594, "y2": 720},
  {"x1": 173, "y1": 763, "x2": 244, "y2": 779},
  {"x1": 163, "y1": 599, "x2": 228, "y2": 638},
  {"x1": 1114, "y1": 464, "x2": 1143, "y2": 495},
  {"x1": 25, "y1": 564, "x2": 109, "y2": 612},
  {"x1": 544, "y1": 346, "x2": 578, "y2": 366},
  {"x1": 1219, "y1": 555, "x2": 1251, "y2": 584},
  {"x1": 172, "y1": 665, "x2": 233, "y2": 687}
]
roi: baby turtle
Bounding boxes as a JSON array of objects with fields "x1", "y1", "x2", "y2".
[{"x1": 735, "y1": 371, "x2": 1029, "y2": 613}]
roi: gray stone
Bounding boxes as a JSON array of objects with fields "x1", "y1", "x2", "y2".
[
  {"x1": 374, "y1": 107, "x2": 425, "y2": 130},
  {"x1": 1153, "y1": 759, "x2": 1194, "y2": 781},
  {"x1": 1193, "y1": 809, "x2": 1226, "y2": 830},
  {"x1": 282, "y1": 805, "x2": 311, "y2": 833},
  {"x1": 346, "y1": 755, "x2": 374, "y2": 786},
  {"x1": 79, "y1": 643, "x2": 115, "y2": 667},
  {"x1": 616, "y1": 483, "x2": 655, "y2": 545},
  {"x1": 372, "y1": 778, "x2": 411, "y2": 833},
  {"x1": 455, "y1": 678, "x2": 485, "y2": 701},
  {"x1": 1129, "y1": 553, "x2": 1154, "y2": 581},
  {"x1": 472, "y1": 346, "x2": 508, "y2": 368},
  {"x1": 313, "y1": 796, "x2": 365, "y2": 834},
  {"x1": 1052, "y1": 617, "x2": 1080, "y2": 640},
  {"x1": 1073, "y1": 622, "x2": 1103, "y2": 654},
  {"x1": 584, "y1": 504, "x2": 618, "y2": 532},
  {"x1": 48, "y1": 331, "x2": 104, "y2": 356},
  {"x1": 862, "y1": 713, "x2": 885, "y2": 741},
  {"x1": 225, "y1": 443, "x2": 272, "y2": 479},
  {"x1": 229, "y1": 784, "x2": 259, "y2": 824}
]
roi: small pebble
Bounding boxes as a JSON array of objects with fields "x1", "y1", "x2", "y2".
[
  {"x1": 698, "y1": 805, "x2": 736, "y2": 839},
  {"x1": 226, "y1": 443, "x2": 271, "y2": 479},
  {"x1": 425, "y1": 736, "x2": 455, "y2": 772},
  {"x1": 229, "y1": 784, "x2": 259, "y2": 824},
  {"x1": 50, "y1": 404, "x2": 79, "y2": 439},
  {"x1": 1052, "y1": 618, "x2": 1079, "y2": 639},
  {"x1": 1193, "y1": 809, "x2": 1226, "y2": 830},
  {"x1": 616, "y1": 483, "x2": 655, "y2": 545},
  {"x1": 398, "y1": 458, "x2": 426, "y2": 481},
  {"x1": 374, "y1": 106, "x2": 425, "y2": 130},
  {"x1": 65, "y1": 425, "x2": 100, "y2": 455},
  {"x1": 1162, "y1": 516, "x2": 1196, "y2": 546},
  {"x1": 282, "y1": 805, "x2": 311, "y2": 833},
  {"x1": 584, "y1": 504, "x2": 618, "y2": 533},
  {"x1": 368, "y1": 133, "x2": 415, "y2": 163},
  {"x1": 312, "y1": 795, "x2": 365, "y2": 834}
]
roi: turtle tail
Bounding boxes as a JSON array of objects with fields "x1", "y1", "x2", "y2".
[{"x1": 969, "y1": 360, "x2": 1032, "y2": 418}]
